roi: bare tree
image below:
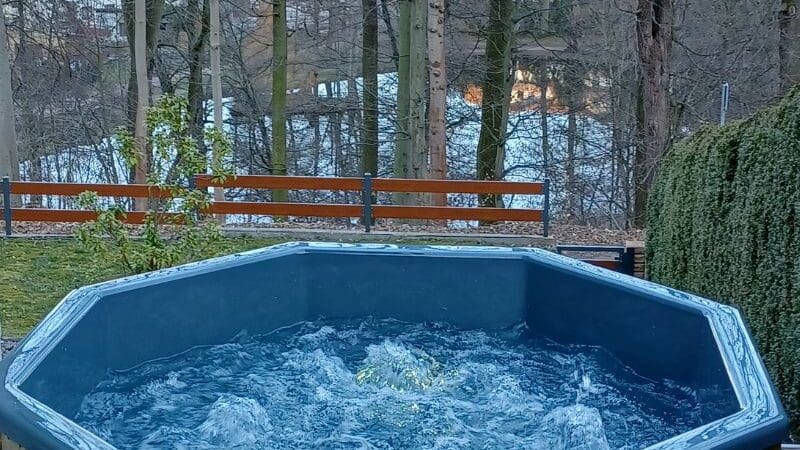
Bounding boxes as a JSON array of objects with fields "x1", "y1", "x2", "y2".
[
  {"x1": 209, "y1": 0, "x2": 224, "y2": 203},
  {"x1": 476, "y1": 0, "x2": 513, "y2": 208},
  {"x1": 185, "y1": 0, "x2": 210, "y2": 151},
  {"x1": 362, "y1": 0, "x2": 379, "y2": 178},
  {"x1": 633, "y1": 0, "x2": 673, "y2": 227},
  {"x1": 428, "y1": 0, "x2": 447, "y2": 206},
  {"x1": 272, "y1": 0, "x2": 287, "y2": 202},
  {"x1": 0, "y1": 13, "x2": 19, "y2": 181},
  {"x1": 779, "y1": 0, "x2": 798, "y2": 91},
  {"x1": 408, "y1": 0, "x2": 427, "y2": 188},
  {"x1": 393, "y1": 0, "x2": 412, "y2": 205},
  {"x1": 133, "y1": 0, "x2": 150, "y2": 208}
]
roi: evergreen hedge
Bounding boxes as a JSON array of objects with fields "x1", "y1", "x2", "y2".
[{"x1": 647, "y1": 87, "x2": 800, "y2": 440}]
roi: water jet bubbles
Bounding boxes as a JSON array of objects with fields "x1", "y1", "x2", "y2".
[
  {"x1": 195, "y1": 394, "x2": 272, "y2": 447},
  {"x1": 74, "y1": 317, "x2": 712, "y2": 449},
  {"x1": 540, "y1": 405, "x2": 611, "y2": 450},
  {"x1": 356, "y1": 339, "x2": 445, "y2": 392}
]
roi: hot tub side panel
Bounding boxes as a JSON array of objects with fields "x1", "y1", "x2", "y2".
[
  {"x1": 21, "y1": 253, "x2": 314, "y2": 420},
  {"x1": 523, "y1": 259, "x2": 740, "y2": 421},
  {"x1": 303, "y1": 252, "x2": 530, "y2": 328}
]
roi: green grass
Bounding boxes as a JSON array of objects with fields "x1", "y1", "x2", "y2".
[{"x1": 0, "y1": 237, "x2": 290, "y2": 338}]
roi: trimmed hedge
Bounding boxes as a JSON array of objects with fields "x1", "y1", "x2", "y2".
[{"x1": 648, "y1": 87, "x2": 800, "y2": 440}]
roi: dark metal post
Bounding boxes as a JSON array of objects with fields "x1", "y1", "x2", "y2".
[
  {"x1": 2, "y1": 176, "x2": 11, "y2": 237},
  {"x1": 621, "y1": 246, "x2": 636, "y2": 276},
  {"x1": 542, "y1": 178, "x2": 550, "y2": 237},
  {"x1": 362, "y1": 173, "x2": 373, "y2": 233}
]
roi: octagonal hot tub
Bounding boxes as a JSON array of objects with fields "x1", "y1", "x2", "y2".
[{"x1": 0, "y1": 243, "x2": 788, "y2": 449}]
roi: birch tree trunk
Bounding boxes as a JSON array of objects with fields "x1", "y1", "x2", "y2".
[
  {"x1": 476, "y1": 0, "x2": 514, "y2": 209},
  {"x1": 633, "y1": 0, "x2": 674, "y2": 227},
  {"x1": 272, "y1": 0, "x2": 288, "y2": 202},
  {"x1": 428, "y1": 0, "x2": 447, "y2": 206},
  {"x1": 0, "y1": 14, "x2": 19, "y2": 182},
  {"x1": 133, "y1": 0, "x2": 149, "y2": 209},
  {"x1": 362, "y1": 0, "x2": 379, "y2": 179},
  {"x1": 123, "y1": 0, "x2": 163, "y2": 208}
]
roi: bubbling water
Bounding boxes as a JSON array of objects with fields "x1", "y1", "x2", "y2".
[{"x1": 75, "y1": 318, "x2": 718, "y2": 449}]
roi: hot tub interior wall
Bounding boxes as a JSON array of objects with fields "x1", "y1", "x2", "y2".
[{"x1": 22, "y1": 251, "x2": 740, "y2": 423}]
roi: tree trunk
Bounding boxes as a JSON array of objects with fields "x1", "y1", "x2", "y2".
[
  {"x1": 362, "y1": 0, "x2": 379, "y2": 179},
  {"x1": 428, "y1": 0, "x2": 447, "y2": 206},
  {"x1": 492, "y1": 59, "x2": 515, "y2": 210},
  {"x1": 133, "y1": 0, "x2": 149, "y2": 209},
  {"x1": 633, "y1": 0, "x2": 674, "y2": 228},
  {"x1": 634, "y1": 77, "x2": 646, "y2": 226},
  {"x1": 380, "y1": 0, "x2": 400, "y2": 71},
  {"x1": 540, "y1": 0, "x2": 551, "y2": 32},
  {"x1": 563, "y1": 66, "x2": 584, "y2": 223},
  {"x1": 123, "y1": 0, "x2": 164, "y2": 208},
  {"x1": 209, "y1": 0, "x2": 224, "y2": 205},
  {"x1": 779, "y1": 0, "x2": 797, "y2": 92},
  {"x1": 408, "y1": 0, "x2": 428, "y2": 194},
  {"x1": 0, "y1": 14, "x2": 19, "y2": 182},
  {"x1": 538, "y1": 67, "x2": 550, "y2": 182},
  {"x1": 476, "y1": 0, "x2": 514, "y2": 209},
  {"x1": 272, "y1": 0, "x2": 288, "y2": 202},
  {"x1": 310, "y1": 113, "x2": 321, "y2": 176},
  {"x1": 394, "y1": 0, "x2": 411, "y2": 204},
  {"x1": 186, "y1": 0, "x2": 210, "y2": 154}
]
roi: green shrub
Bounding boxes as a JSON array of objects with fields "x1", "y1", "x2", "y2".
[
  {"x1": 648, "y1": 87, "x2": 800, "y2": 440},
  {"x1": 77, "y1": 96, "x2": 233, "y2": 274}
]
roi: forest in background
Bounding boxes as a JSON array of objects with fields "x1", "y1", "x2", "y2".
[{"x1": 0, "y1": 0, "x2": 797, "y2": 229}]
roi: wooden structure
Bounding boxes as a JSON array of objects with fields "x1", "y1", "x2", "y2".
[
  {"x1": 2, "y1": 175, "x2": 550, "y2": 236},
  {"x1": 556, "y1": 243, "x2": 646, "y2": 277}
]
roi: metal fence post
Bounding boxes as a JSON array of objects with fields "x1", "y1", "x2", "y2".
[
  {"x1": 2, "y1": 177, "x2": 11, "y2": 237},
  {"x1": 542, "y1": 178, "x2": 550, "y2": 237},
  {"x1": 362, "y1": 173, "x2": 373, "y2": 233}
]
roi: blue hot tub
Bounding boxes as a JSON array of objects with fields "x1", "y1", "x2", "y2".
[{"x1": 0, "y1": 243, "x2": 788, "y2": 449}]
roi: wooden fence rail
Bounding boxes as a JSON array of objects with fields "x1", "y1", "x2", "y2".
[{"x1": 1, "y1": 174, "x2": 550, "y2": 237}]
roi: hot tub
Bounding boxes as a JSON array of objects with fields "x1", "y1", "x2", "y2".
[{"x1": 0, "y1": 243, "x2": 788, "y2": 449}]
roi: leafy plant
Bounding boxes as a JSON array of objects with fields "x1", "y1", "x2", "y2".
[
  {"x1": 77, "y1": 95, "x2": 233, "y2": 274},
  {"x1": 647, "y1": 86, "x2": 800, "y2": 440}
]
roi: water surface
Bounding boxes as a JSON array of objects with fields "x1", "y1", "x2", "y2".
[{"x1": 75, "y1": 318, "x2": 722, "y2": 449}]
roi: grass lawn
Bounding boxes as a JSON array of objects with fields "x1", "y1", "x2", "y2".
[{"x1": 0, "y1": 237, "x2": 291, "y2": 338}]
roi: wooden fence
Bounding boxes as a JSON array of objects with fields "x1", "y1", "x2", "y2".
[{"x1": 2, "y1": 174, "x2": 550, "y2": 236}]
